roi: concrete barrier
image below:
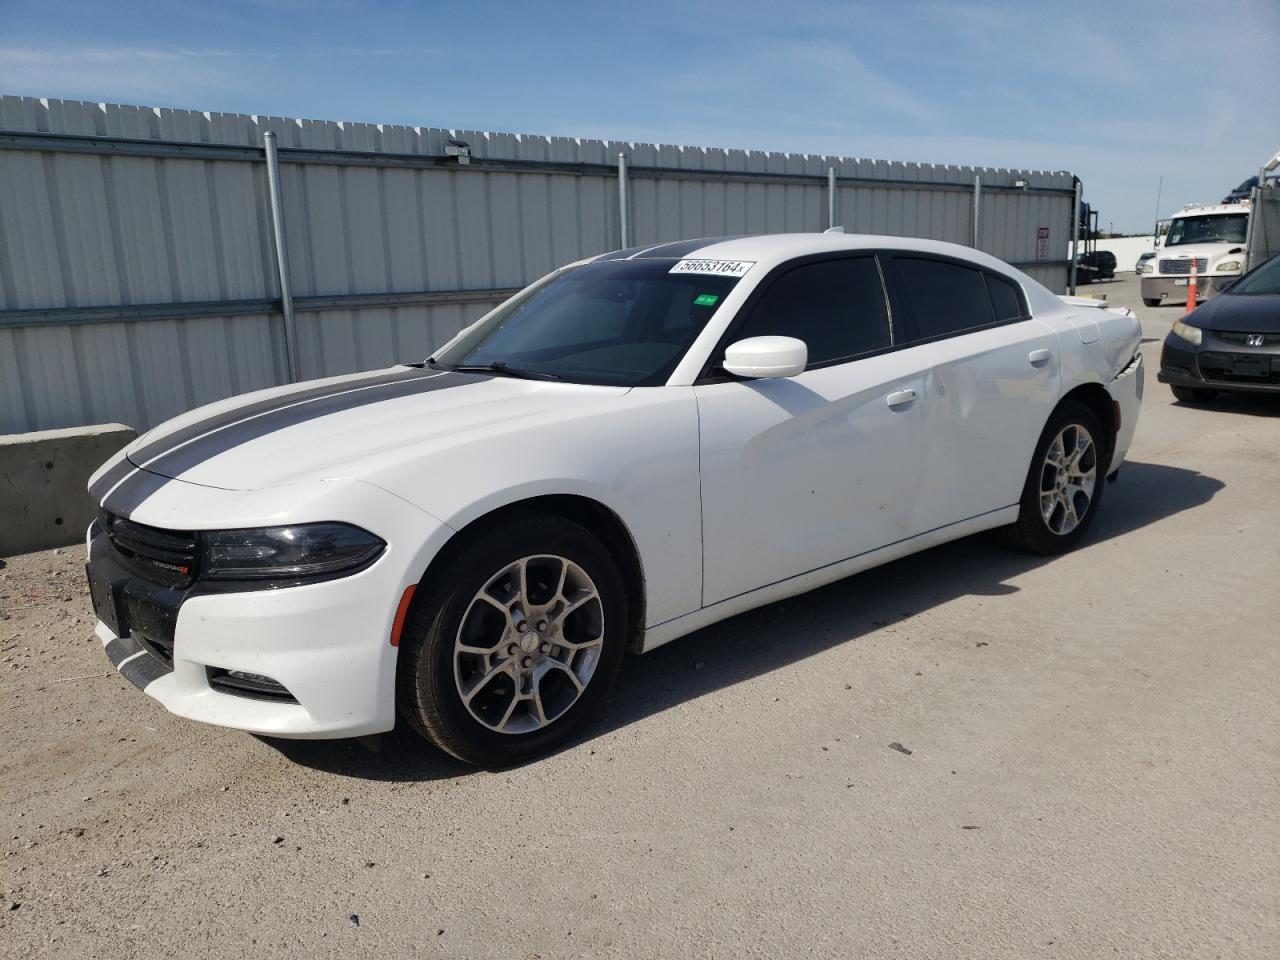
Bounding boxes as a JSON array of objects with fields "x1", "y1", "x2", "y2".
[{"x1": 0, "y1": 424, "x2": 136, "y2": 556}]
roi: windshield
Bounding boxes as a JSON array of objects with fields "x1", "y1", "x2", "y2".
[
  {"x1": 433, "y1": 259, "x2": 742, "y2": 386},
  {"x1": 1229, "y1": 254, "x2": 1280, "y2": 295},
  {"x1": 1164, "y1": 213, "x2": 1248, "y2": 247}
]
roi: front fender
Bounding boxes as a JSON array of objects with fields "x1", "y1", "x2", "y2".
[{"x1": 368, "y1": 388, "x2": 704, "y2": 629}]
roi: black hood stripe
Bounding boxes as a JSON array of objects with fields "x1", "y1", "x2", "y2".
[
  {"x1": 126, "y1": 366, "x2": 439, "y2": 469},
  {"x1": 135, "y1": 370, "x2": 490, "y2": 481},
  {"x1": 88, "y1": 454, "x2": 141, "y2": 503},
  {"x1": 90, "y1": 368, "x2": 491, "y2": 503}
]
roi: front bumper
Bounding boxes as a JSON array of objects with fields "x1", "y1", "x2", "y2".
[
  {"x1": 1141, "y1": 274, "x2": 1234, "y2": 303},
  {"x1": 1157, "y1": 335, "x2": 1280, "y2": 394},
  {"x1": 86, "y1": 478, "x2": 454, "y2": 739}
]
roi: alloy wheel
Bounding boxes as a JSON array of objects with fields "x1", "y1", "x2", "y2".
[
  {"x1": 453, "y1": 555, "x2": 604, "y2": 734},
  {"x1": 1039, "y1": 423, "x2": 1097, "y2": 536}
]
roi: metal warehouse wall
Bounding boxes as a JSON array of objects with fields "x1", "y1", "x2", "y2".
[{"x1": 0, "y1": 96, "x2": 1077, "y2": 434}]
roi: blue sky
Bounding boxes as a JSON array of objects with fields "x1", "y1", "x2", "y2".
[{"x1": 1, "y1": 0, "x2": 1277, "y2": 232}]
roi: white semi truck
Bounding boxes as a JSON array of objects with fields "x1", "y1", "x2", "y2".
[{"x1": 1139, "y1": 201, "x2": 1250, "y2": 307}]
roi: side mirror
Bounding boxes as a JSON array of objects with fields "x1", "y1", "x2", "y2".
[{"x1": 722, "y1": 336, "x2": 807, "y2": 379}]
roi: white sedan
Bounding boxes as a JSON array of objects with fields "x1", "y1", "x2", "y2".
[{"x1": 86, "y1": 233, "x2": 1144, "y2": 765}]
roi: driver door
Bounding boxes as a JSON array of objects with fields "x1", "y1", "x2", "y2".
[{"x1": 695, "y1": 255, "x2": 927, "y2": 606}]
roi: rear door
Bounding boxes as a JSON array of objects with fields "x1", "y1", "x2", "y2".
[
  {"x1": 695, "y1": 254, "x2": 929, "y2": 606},
  {"x1": 884, "y1": 255, "x2": 1060, "y2": 531}
]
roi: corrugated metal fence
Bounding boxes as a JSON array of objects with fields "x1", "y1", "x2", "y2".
[
  {"x1": 1245, "y1": 186, "x2": 1280, "y2": 269},
  {"x1": 0, "y1": 96, "x2": 1077, "y2": 434}
]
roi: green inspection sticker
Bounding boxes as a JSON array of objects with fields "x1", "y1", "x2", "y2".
[{"x1": 693, "y1": 293, "x2": 720, "y2": 307}]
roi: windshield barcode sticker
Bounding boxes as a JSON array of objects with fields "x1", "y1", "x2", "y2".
[{"x1": 670, "y1": 259, "x2": 755, "y2": 277}]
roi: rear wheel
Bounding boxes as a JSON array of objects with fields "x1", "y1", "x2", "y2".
[
  {"x1": 397, "y1": 512, "x2": 628, "y2": 766},
  {"x1": 1004, "y1": 401, "x2": 1108, "y2": 555},
  {"x1": 1170, "y1": 385, "x2": 1217, "y2": 403},
  {"x1": 1142, "y1": 297, "x2": 1161, "y2": 307}
]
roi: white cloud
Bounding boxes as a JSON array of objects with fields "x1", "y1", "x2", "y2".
[
  {"x1": 758, "y1": 39, "x2": 940, "y2": 128},
  {"x1": 0, "y1": 47, "x2": 277, "y2": 63}
]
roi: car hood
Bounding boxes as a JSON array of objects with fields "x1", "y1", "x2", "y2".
[
  {"x1": 125, "y1": 366, "x2": 630, "y2": 491},
  {"x1": 1189, "y1": 292, "x2": 1280, "y2": 333}
]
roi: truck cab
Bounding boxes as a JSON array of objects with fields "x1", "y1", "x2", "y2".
[{"x1": 1140, "y1": 202, "x2": 1250, "y2": 307}]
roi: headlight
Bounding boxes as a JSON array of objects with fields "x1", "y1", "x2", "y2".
[
  {"x1": 200, "y1": 523, "x2": 385, "y2": 581},
  {"x1": 1215, "y1": 260, "x2": 1242, "y2": 273},
  {"x1": 1171, "y1": 319, "x2": 1203, "y2": 346},
  {"x1": 1141, "y1": 262, "x2": 1154, "y2": 274}
]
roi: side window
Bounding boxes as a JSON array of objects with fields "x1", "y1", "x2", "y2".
[
  {"x1": 894, "y1": 257, "x2": 994, "y2": 341},
  {"x1": 731, "y1": 257, "x2": 891, "y2": 367},
  {"x1": 985, "y1": 273, "x2": 1026, "y2": 321}
]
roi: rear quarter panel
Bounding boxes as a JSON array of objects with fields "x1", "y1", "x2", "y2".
[{"x1": 1037, "y1": 300, "x2": 1143, "y2": 471}]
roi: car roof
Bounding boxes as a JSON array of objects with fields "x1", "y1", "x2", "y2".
[{"x1": 592, "y1": 232, "x2": 1024, "y2": 278}]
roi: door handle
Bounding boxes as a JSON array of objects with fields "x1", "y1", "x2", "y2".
[
  {"x1": 1029, "y1": 348, "x2": 1052, "y2": 366},
  {"x1": 886, "y1": 389, "x2": 917, "y2": 409}
]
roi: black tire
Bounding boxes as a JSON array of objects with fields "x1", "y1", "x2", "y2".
[
  {"x1": 1170, "y1": 385, "x2": 1217, "y2": 403},
  {"x1": 1142, "y1": 297, "x2": 1162, "y2": 307},
  {"x1": 1003, "y1": 400, "x2": 1109, "y2": 556},
  {"x1": 397, "y1": 511, "x2": 628, "y2": 767}
]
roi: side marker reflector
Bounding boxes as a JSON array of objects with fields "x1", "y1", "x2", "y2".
[{"x1": 390, "y1": 584, "x2": 417, "y2": 647}]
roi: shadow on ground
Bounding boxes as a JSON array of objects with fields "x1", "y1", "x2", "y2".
[
  {"x1": 265, "y1": 459, "x2": 1222, "y2": 781},
  {"x1": 1170, "y1": 391, "x2": 1280, "y2": 418}
]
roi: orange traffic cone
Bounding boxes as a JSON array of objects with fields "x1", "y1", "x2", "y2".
[{"x1": 1185, "y1": 257, "x2": 1198, "y2": 313}]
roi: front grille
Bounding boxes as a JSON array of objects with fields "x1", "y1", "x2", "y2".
[
  {"x1": 1198, "y1": 352, "x2": 1280, "y2": 384},
  {"x1": 103, "y1": 512, "x2": 198, "y2": 586},
  {"x1": 1214, "y1": 331, "x2": 1276, "y2": 347},
  {"x1": 1158, "y1": 257, "x2": 1208, "y2": 275}
]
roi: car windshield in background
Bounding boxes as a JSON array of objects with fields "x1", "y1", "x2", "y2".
[
  {"x1": 436, "y1": 260, "x2": 741, "y2": 386},
  {"x1": 1229, "y1": 255, "x2": 1280, "y2": 295},
  {"x1": 1164, "y1": 214, "x2": 1249, "y2": 247}
]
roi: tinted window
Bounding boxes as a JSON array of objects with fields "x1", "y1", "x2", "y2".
[
  {"x1": 731, "y1": 258, "x2": 890, "y2": 367},
  {"x1": 986, "y1": 273, "x2": 1025, "y2": 321},
  {"x1": 436, "y1": 259, "x2": 740, "y2": 386},
  {"x1": 895, "y1": 257, "x2": 994, "y2": 340}
]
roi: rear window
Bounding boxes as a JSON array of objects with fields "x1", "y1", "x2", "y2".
[
  {"x1": 894, "y1": 257, "x2": 994, "y2": 340},
  {"x1": 985, "y1": 273, "x2": 1026, "y2": 321}
]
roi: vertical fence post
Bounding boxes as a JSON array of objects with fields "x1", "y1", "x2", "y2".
[
  {"x1": 972, "y1": 175, "x2": 982, "y2": 248},
  {"x1": 617, "y1": 152, "x2": 629, "y2": 249},
  {"x1": 1069, "y1": 179, "x2": 1081, "y2": 295},
  {"x1": 263, "y1": 131, "x2": 301, "y2": 382},
  {"x1": 827, "y1": 167, "x2": 837, "y2": 229}
]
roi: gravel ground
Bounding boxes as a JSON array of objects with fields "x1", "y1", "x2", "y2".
[{"x1": 2, "y1": 275, "x2": 1277, "y2": 959}]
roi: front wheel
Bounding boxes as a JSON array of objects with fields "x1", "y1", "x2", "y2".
[
  {"x1": 1170, "y1": 385, "x2": 1217, "y2": 403},
  {"x1": 397, "y1": 512, "x2": 628, "y2": 766},
  {"x1": 1004, "y1": 401, "x2": 1108, "y2": 555},
  {"x1": 1142, "y1": 297, "x2": 1161, "y2": 307}
]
